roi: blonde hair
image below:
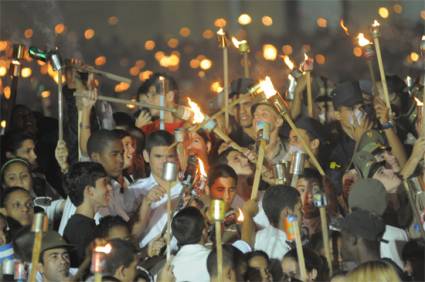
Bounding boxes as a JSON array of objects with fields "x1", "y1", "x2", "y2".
[{"x1": 346, "y1": 260, "x2": 400, "y2": 282}]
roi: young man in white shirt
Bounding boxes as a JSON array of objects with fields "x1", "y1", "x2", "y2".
[
  {"x1": 171, "y1": 207, "x2": 210, "y2": 282},
  {"x1": 254, "y1": 185, "x2": 302, "y2": 260},
  {"x1": 130, "y1": 130, "x2": 182, "y2": 248}
]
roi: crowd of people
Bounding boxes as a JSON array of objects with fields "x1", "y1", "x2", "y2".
[{"x1": 0, "y1": 55, "x2": 424, "y2": 282}]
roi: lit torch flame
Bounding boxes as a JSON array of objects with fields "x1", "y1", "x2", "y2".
[
  {"x1": 304, "y1": 53, "x2": 309, "y2": 61},
  {"x1": 259, "y1": 76, "x2": 277, "y2": 99},
  {"x1": 237, "y1": 208, "x2": 244, "y2": 222},
  {"x1": 340, "y1": 19, "x2": 349, "y2": 36},
  {"x1": 187, "y1": 97, "x2": 205, "y2": 124},
  {"x1": 357, "y1": 33, "x2": 371, "y2": 47},
  {"x1": 198, "y1": 158, "x2": 207, "y2": 178},
  {"x1": 95, "y1": 243, "x2": 112, "y2": 254},
  {"x1": 231, "y1": 37, "x2": 247, "y2": 48},
  {"x1": 282, "y1": 55, "x2": 295, "y2": 70},
  {"x1": 217, "y1": 28, "x2": 225, "y2": 36},
  {"x1": 414, "y1": 97, "x2": 424, "y2": 106},
  {"x1": 372, "y1": 19, "x2": 380, "y2": 28}
]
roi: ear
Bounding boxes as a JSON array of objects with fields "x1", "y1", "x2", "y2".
[
  {"x1": 91, "y1": 152, "x2": 100, "y2": 163},
  {"x1": 206, "y1": 141, "x2": 212, "y2": 154},
  {"x1": 84, "y1": 185, "x2": 94, "y2": 199},
  {"x1": 143, "y1": 150, "x2": 150, "y2": 163},
  {"x1": 334, "y1": 110, "x2": 341, "y2": 121},
  {"x1": 310, "y1": 139, "x2": 320, "y2": 150},
  {"x1": 5, "y1": 152, "x2": 15, "y2": 159},
  {"x1": 37, "y1": 262, "x2": 44, "y2": 274},
  {"x1": 0, "y1": 208, "x2": 7, "y2": 216}
]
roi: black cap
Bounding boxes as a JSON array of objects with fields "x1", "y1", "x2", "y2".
[
  {"x1": 229, "y1": 78, "x2": 255, "y2": 98},
  {"x1": 331, "y1": 81, "x2": 363, "y2": 109}
]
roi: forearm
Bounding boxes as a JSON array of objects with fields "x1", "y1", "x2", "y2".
[
  {"x1": 79, "y1": 106, "x2": 92, "y2": 156},
  {"x1": 384, "y1": 127, "x2": 407, "y2": 167},
  {"x1": 131, "y1": 201, "x2": 151, "y2": 239},
  {"x1": 290, "y1": 87, "x2": 304, "y2": 120},
  {"x1": 240, "y1": 215, "x2": 255, "y2": 247},
  {"x1": 400, "y1": 155, "x2": 422, "y2": 179}
]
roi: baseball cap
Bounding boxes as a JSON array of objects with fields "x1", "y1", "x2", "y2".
[
  {"x1": 348, "y1": 179, "x2": 388, "y2": 216},
  {"x1": 357, "y1": 130, "x2": 388, "y2": 155},
  {"x1": 331, "y1": 81, "x2": 363, "y2": 109},
  {"x1": 352, "y1": 150, "x2": 385, "y2": 178}
]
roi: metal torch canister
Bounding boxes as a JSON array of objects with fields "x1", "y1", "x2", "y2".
[
  {"x1": 363, "y1": 44, "x2": 375, "y2": 60},
  {"x1": 174, "y1": 128, "x2": 186, "y2": 143},
  {"x1": 313, "y1": 192, "x2": 328, "y2": 208},
  {"x1": 31, "y1": 213, "x2": 48, "y2": 232},
  {"x1": 290, "y1": 151, "x2": 305, "y2": 176},
  {"x1": 283, "y1": 215, "x2": 297, "y2": 241},
  {"x1": 210, "y1": 199, "x2": 225, "y2": 221},
  {"x1": 273, "y1": 161, "x2": 289, "y2": 184},
  {"x1": 162, "y1": 162, "x2": 178, "y2": 182},
  {"x1": 50, "y1": 51, "x2": 63, "y2": 71},
  {"x1": 14, "y1": 260, "x2": 27, "y2": 281},
  {"x1": 2, "y1": 259, "x2": 14, "y2": 275},
  {"x1": 256, "y1": 121, "x2": 270, "y2": 142}
]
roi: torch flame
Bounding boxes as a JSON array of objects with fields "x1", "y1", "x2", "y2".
[
  {"x1": 198, "y1": 158, "x2": 207, "y2": 178},
  {"x1": 282, "y1": 55, "x2": 295, "y2": 70},
  {"x1": 237, "y1": 208, "x2": 244, "y2": 222},
  {"x1": 340, "y1": 19, "x2": 349, "y2": 36},
  {"x1": 357, "y1": 33, "x2": 371, "y2": 47},
  {"x1": 422, "y1": 35, "x2": 425, "y2": 41},
  {"x1": 95, "y1": 243, "x2": 112, "y2": 254},
  {"x1": 187, "y1": 97, "x2": 205, "y2": 124},
  {"x1": 217, "y1": 28, "x2": 225, "y2": 36},
  {"x1": 414, "y1": 97, "x2": 423, "y2": 106},
  {"x1": 259, "y1": 76, "x2": 277, "y2": 99},
  {"x1": 372, "y1": 19, "x2": 380, "y2": 28},
  {"x1": 304, "y1": 53, "x2": 309, "y2": 61}
]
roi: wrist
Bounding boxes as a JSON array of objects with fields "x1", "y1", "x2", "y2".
[{"x1": 381, "y1": 121, "x2": 393, "y2": 130}]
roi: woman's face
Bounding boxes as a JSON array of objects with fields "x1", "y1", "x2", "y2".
[{"x1": 3, "y1": 162, "x2": 32, "y2": 191}]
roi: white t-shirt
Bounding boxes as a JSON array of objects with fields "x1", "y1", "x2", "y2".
[
  {"x1": 171, "y1": 244, "x2": 211, "y2": 282},
  {"x1": 254, "y1": 224, "x2": 291, "y2": 260},
  {"x1": 380, "y1": 225, "x2": 408, "y2": 268},
  {"x1": 231, "y1": 192, "x2": 270, "y2": 229}
]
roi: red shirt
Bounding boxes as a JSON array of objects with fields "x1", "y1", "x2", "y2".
[{"x1": 141, "y1": 119, "x2": 185, "y2": 135}]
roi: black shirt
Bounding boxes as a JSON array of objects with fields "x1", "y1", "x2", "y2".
[{"x1": 63, "y1": 213, "x2": 96, "y2": 267}]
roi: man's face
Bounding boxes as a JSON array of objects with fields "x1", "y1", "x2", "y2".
[
  {"x1": 15, "y1": 139, "x2": 37, "y2": 167},
  {"x1": 336, "y1": 104, "x2": 365, "y2": 129},
  {"x1": 234, "y1": 96, "x2": 254, "y2": 128},
  {"x1": 120, "y1": 256, "x2": 138, "y2": 282},
  {"x1": 210, "y1": 176, "x2": 236, "y2": 208},
  {"x1": 40, "y1": 248, "x2": 71, "y2": 282},
  {"x1": 4, "y1": 190, "x2": 34, "y2": 226},
  {"x1": 145, "y1": 146, "x2": 177, "y2": 179},
  {"x1": 3, "y1": 162, "x2": 32, "y2": 191},
  {"x1": 226, "y1": 151, "x2": 252, "y2": 176},
  {"x1": 139, "y1": 85, "x2": 174, "y2": 117},
  {"x1": 375, "y1": 150, "x2": 400, "y2": 173},
  {"x1": 122, "y1": 136, "x2": 135, "y2": 170},
  {"x1": 90, "y1": 176, "x2": 112, "y2": 208},
  {"x1": 11, "y1": 107, "x2": 37, "y2": 135},
  {"x1": 186, "y1": 132, "x2": 209, "y2": 163},
  {"x1": 253, "y1": 104, "x2": 282, "y2": 133},
  {"x1": 95, "y1": 140, "x2": 124, "y2": 178},
  {"x1": 372, "y1": 165, "x2": 401, "y2": 194},
  {"x1": 296, "y1": 178, "x2": 314, "y2": 211},
  {"x1": 289, "y1": 128, "x2": 312, "y2": 152},
  {"x1": 248, "y1": 256, "x2": 272, "y2": 282}
]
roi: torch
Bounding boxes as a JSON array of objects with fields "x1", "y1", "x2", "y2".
[
  {"x1": 289, "y1": 151, "x2": 305, "y2": 188},
  {"x1": 14, "y1": 260, "x2": 27, "y2": 282},
  {"x1": 250, "y1": 121, "x2": 270, "y2": 200},
  {"x1": 162, "y1": 161, "x2": 178, "y2": 262},
  {"x1": 371, "y1": 20, "x2": 393, "y2": 120},
  {"x1": 421, "y1": 35, "x2": 425, "y2": 136},
  {"x1": 158, "y1": 76, "x2": 168, "y2": 130},
  {"x1": 282, "y1": 56, "x2": 303, "y2": 101},
  {"x1": 356, "y1": 33, "x2": 377, "y2": 90},
  {"x1": 284, "y1": 215, "x2": 307, "y2": 281},
  {"x1": 313, "y1": 191, "x2": 333, "y2": 275},
  {"x1": 29, "y1": 213, "x2": 48, "y2": 282},
  {"x1": 253, "y1": 77, "x2": 326, "y2": 176},
  {"x1": 71, "y1": 64, "x2": 131, "y2": 84},
  {"x1": 217, "y1": 28, "x2": 230, "y2": 132},
  {"x1": 403, "y1": 179, "x2": 425, "y2": 240},
  {"x1": 231, "y1": 37, "x2": 250, "y2": 78},
  {"x1": 209, "y1": 199, "x2": 225, "y2": 282},
  {"x1": 175, "y1": 128, "x2": 187, "y2": 170},
  {"x1": 91, "y1": 243, "x2": 112, "y2": 282},
  {"x1": 302, "y1": 53, "x2": 314, "y2": 118}
]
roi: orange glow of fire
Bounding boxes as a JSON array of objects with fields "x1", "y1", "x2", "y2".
[
  {"x1": 340, "y1": 19, "x2": 349, "y2": 36},
  {"x1": 414, "y1": 97, "x2": 423, "y2": 106},
  {"x1": 95, "y1": 243, "x2": 112, "y2": 254},
  {"x1": 237, "y1": 208, "x2": 244, "y2": 222},
  {"x1": 259, "y1": 76, "x2": 277, "y2": 99},
  {"x1": 198, "y1": 158, "x2": 207, "y2": 178},
  {"x1": 187, "y1": 97, "x2": 205, "y2": 123},
  {"x1": 357, "y1": 33, "x2": 371, "y2": 47},
  {"x1": 282, "y1": 55, "x2": 295, "y2": 70}
]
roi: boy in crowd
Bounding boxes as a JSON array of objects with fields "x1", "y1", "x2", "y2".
[
  {"x1": 207, "y1": 245, "x2": 238, "y2": 282},
  {"x1": 100, "y1": 239, "x2": 138, "y2": 282}
]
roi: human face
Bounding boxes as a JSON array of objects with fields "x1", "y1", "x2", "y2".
[
  {"x1": 236, "y1": 97, "x2": 254, "y2": 128},
  {"x1": 226, "y1": 151, "x2": 252, "y2": 176},
  {"x1": 336, "y1": 104, "x2": 365, "y2": 129},
  {"x1": 375, "y1": 150, "x2": 400, "y2": 173},
  {"x1": 372, "y1": 166, "x2": 401, "y2": 194},
  {"x1": 41, "y1": 248, "x2": 71, "y2": 282},
  {"x1": 281, "y1": 256, "x2": 299, "y2": 280},
  {"x1": 120, "y1": 257, "x2": 138, "y2": 282},
  {"x1": 289, "y1": 129, "x2": 312, "y2": 151},
  {"x1": 96, "y1": 140, "x2": 124, "y2": 178},
  {"x1": 3, "y1": 162, "x2": 32, "y2": 191},
  {"x1": 122, "y1": 136, "x2": 136, "y2": 170},
  {"x1": 107, "y1": 225, "x2": 131, "y2": 240},
  {"x1": 296, "y1": 178, "x2": 319, "y2": 218},
  {"x1": 145, "y1": 146, "x2": 177, "y2": 180},
  {"x1": 4, "y1": 190, "x2": 34, "y2": 226},
  {"x1": 90, "y1": 176, "x2": 113, "y2": 209},
  {"x1": 210, "y1": 176, "x2": 236, "y2": 208},
  {"x1": 15, "y1": 139, "x2": 37, "y2": 167},
  {"x1": 253, "y1": 104, "x2": 282, "y2": 133},
  {"x1": 11, "y1": 106, "x2": 37, "y2": 135},
  {"x1": 248, "y1": 256, "x2": 272, "y2": 282},
  {"x1": 186, "y1": 132, "x2": 209, "y2": 163}
]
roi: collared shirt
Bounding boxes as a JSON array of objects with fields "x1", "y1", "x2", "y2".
[
  {"x1": 171, "y1": 244, "x2": 211, "y2": 282},
  {"x1": 254, "y1": 225, "x2": 291, "y2": 260},
  {"x1": 129, "y1": 174, "x2": 183, "y2": 247}
]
